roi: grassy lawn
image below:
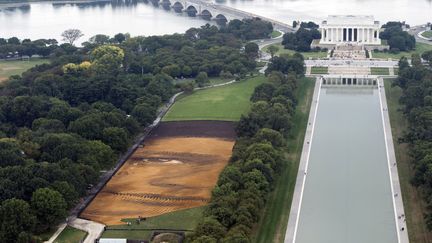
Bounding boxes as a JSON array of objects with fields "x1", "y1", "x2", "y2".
[
  {"x1": 101, "y1": 206, "x2": 204, "y2": 240},
  {"x1": 370, "y1": 67, "x2": 390, "y2": 75},
  {"x1": 163, "y1": 75, "x2": 265, "y2": 121},
  {"x1": 385, "y1": 79, "x2": 432, "y2": 243},
  {"x1": 311, "y1": 66, "x2": 328, "y2": 74},
  {"x1": 263, "y1": 43, "x2": 328, "y2": 59},
  {"x1": 54, "y1": 226, "x2": 87, "y2": 243},
  {"x1": 0, "y1": 58, "x2": 48, "y2": 82},
  {"x1": 372, "y1": 43, "x2": 432, "y2": 60},
  {"x1": 421, "y1": 30, "x2": 432, "y2": 39},
  {"x1": 253, "y1": 77, "x2": 315, "y2": 243},
  {"x1": 174, "y1": 77, "x2": 232, "y2": 86},
  {"x1": 271, "y1": 31, "x2": 282, "y2": 38}
]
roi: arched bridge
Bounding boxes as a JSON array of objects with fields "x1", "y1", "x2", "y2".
[{"x1": 150, "y1": 0, "x2": 294, "y2": 32}]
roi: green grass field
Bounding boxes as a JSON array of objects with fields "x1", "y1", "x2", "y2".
[
  {"x1": 370, "y1": 67, "x2": 390, "y2": 75},
  {"x1": 163, "y1": 75, "x2": 265, "y2": 121},
  {"x1": 263, "y1": 43, "x2": 328, "y2": 59},
  {"x1": 253, "y1": 77, "x2": 315, "y2": 243},
  {"x1": 54, "y1": 226, "x2": 87, "y2": 243},
  {"x1": 101, "y1": 206, "x2": 204, "y2": 240},
  {"x1": 311, "y1": 66, "x2": 328, "y2": 74},
  {"x1": 0, "y1": 58, "x2": 48, "y2": 82},
  {"x1": 174, "y1": 77, "x2": 233, "y2": 86},
  {"x1": 385, "y1": 79, "x2": 432, "y2": 243},
  {"x1": 421, "y1": 30, "x2": 432, "y2": 39},
  {"x1": 271, "y1": 31, "x2": 282, "y2": 38},
  {"x1": 372, "y1": 43, "x2": 432, "y2": 60}
]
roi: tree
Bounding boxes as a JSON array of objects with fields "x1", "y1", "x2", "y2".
[
  {"x1": 61, "y1": 29, "x2": 84, "y2": 45},
  {"x1": 131, "y1": 103, "x2": 157, "y2": 126},
  {"x1": 91, "y1": 45, "x2": 125, "y2": 75},
  {"x1": 244, "y1": 42, "x2": 259, "y2": 59},
  {"x1": 102, "y1": 127, "x2": 129, "y2": 152},
  {"x1": 193, "y1": 217, "x2": 227, "y2": 241},
  {"x1": 31, "y1": 188, "x2": 67, "y2": 231},
  {"x1": 267, "y1": 45, "x2": 279, "y2": 58},
  {"x1": 0, "y1": 199, "x2": 36, "y2": 242},
  {"x1": 89, "y1": 34, "x2": 110, "y2": 44},
  {"x1": 114, "y1": 33, "x2": 126, "y2": 43},
  {"x1": 196, "y1": 72, "x2": 209, "y2": 87}
]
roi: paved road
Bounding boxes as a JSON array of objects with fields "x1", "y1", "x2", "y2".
[{"x1": 408, "y1": 25, "x2": 432, "y2": 45}]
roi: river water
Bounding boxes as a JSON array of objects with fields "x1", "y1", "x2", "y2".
[
  {"x1": 295, "y1": 84, "x2": 397, "y2": 243},
  {"x1": 219, "y1": 0, "x2": 432, "y2": 27},
  {"x1": 0, "y1": 0, "x2": 431, "y2": 43}
]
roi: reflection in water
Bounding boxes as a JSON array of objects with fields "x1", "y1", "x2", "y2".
[{"x1": 0, "y1": 0, "x2": 210, "y2": 44}]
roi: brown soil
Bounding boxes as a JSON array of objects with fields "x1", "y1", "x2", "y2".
[{"x1": 80, "y1": 121, "x2": 235, "y2": 225}]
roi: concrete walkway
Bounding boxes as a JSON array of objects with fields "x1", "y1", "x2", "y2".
[
  {"x1": 284, "y1": 77, "x2": 321, "y2": 243},
  {"x1": 68, "y1": 217, "x2": 105, "y2": 243},
  {"x1": 377, "y1": 78, "x2": 409, "y2": 243}
]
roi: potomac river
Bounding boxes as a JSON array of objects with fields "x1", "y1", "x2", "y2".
[{"x1": 0, "y1": 0, "x2": 431, "y2": 43}]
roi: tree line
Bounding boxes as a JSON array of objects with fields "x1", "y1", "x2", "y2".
[
  {"x1": 188, "y1": 54, "x2": 305, "y2": 242},
  {"x1": 281, "y1": 22, "x2": 321, "y2": 52},
  {"x1": 393, "y1": 55, "x2": 432, "y2": 229},
  {"x1": 380, "y1": 22, "x2": 416, "y2": 52},
  {"x1": 0, "y1": 18, "x2": 272, "y2": 242}
]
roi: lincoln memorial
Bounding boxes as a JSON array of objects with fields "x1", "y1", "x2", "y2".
[{"x1": 318, "y1": 15, "x2": 381, "y2": 45}]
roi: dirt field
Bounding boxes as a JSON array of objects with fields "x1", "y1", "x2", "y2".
[{"x1": 81, "y1": 121, "x2": 235, "y2": 225}]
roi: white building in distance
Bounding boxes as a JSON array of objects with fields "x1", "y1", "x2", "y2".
[{"x1": 319, "y1": 15, "x2": 381, "y2": 45}]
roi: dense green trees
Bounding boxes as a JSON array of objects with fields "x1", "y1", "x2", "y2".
[
  {"x1": 225, "y1": 18, "x2": 273, "y2": 40},
  {"x1": 190, "y1": 53, "x2": 304, "y2": 242},
  {"x1": 380, "y1": 22, "x2": 415, "y2": 52},
  {"x1": 0, "y1": 18, "x2": 275, "y2": 241},
  {"x1": 394, "y1": 55, "x2": 432, "y2": 229},
  {"x1": 281, "y1": 24, "x2": 321, "y2": 52},
  {"x1": 0, "y1": 199, "x2": 36, "y2": 243},
  {"x1": 0, "y1": 37, "x2": 58, "y2": 59}
]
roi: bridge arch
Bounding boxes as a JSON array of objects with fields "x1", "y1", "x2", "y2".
[
  {"x1": 185, "y1": 5, "x2": 198, "y2": 17},
  {"x1": 200, "y1": 9, "x2": 212, "y2": 20},
  {"x1": 215, "y1": 14, "x2": 228, "y2": 25},
  {"x1": 161, "y1": 0, "x2": 171, "y2": 9},
  {"x1": 172, "y1": 1, "x2": 183, "y2": 13},
  {"x1": 150, "y1": 0, "x2": 159, "y2": 6}
]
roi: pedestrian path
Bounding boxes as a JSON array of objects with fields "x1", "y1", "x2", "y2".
[
  {"x1": 377, "y1": 78, "x2": 409, "y2": 243},
  {"x1": 44, "y1": 223, "x2": 66, "y2": 243}
]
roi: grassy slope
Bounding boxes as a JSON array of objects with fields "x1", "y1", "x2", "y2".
[
  {"x1": 271, "y1": 31, "x2": 282, "y2": 38},
  {"x1": 263, "y1": 43, "x2": 328, "y2": 59},
  {"x1": 253, "y1": 77, "x2": 315, "y2": 243},
  {"x1": 384, "y1": 79, "x2": 432, "y2": 243},
  {"x1": 101, "y1": 206, "x2": 204, "y2": 240},
  {"x1": 421, "y1": 31, "x2": 432, "y2": 39},
  {"x1": 54, "y1": 226, "x2": 87, "y2": 243},
  {"x1": 163, "y1": 75, "x2": 265, "y2": 121},
  {"x1": 0, "y1": 58, "x2": 48, "y2": 82},
  {"x1": 373, "y1": 43, "x2": 432, "y2": 59}
]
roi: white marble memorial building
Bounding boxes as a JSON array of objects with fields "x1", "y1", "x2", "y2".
[{"x1": 319, "y1": 15, "x2": 381, "y2": 45}]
